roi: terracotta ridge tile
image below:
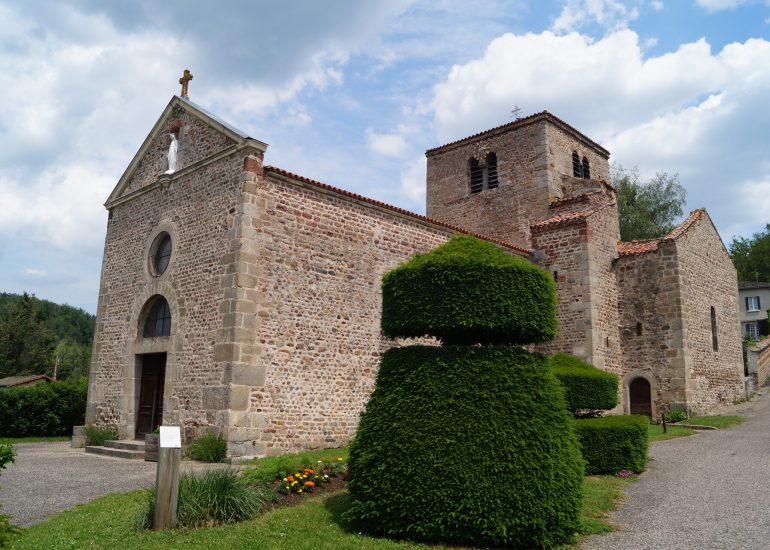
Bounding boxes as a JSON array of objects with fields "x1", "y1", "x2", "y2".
[
  {"x1": 530, "y1": 210, "x2": 593, "y2": 231},
  {"x1": 263, "y1": 166, "x2": 532, "y2": 255}
]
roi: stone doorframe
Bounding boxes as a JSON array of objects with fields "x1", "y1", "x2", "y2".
[
  {"x1": 622, "y1": 371, "x2": 657, "y2": 419},
  {"x1": 121, "y1": 282, "x2": 181, "y2": 440}
]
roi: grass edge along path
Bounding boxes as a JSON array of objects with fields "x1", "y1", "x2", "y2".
[
  {"x1": 685, "y1": 415, "x2": 744, "y2": 429},
  {"x1": 11, "y1": 476, "x2": 633, "y2": 549},
  {"x1": 0, "y1": 436, "x2": 70, "y2": 444}
]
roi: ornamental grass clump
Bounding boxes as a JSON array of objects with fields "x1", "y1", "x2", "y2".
[
  {"x1": 185, "y1": 432, "x2": 227, "y2": 463},
  {"x1": 346, "y1": 235, "x2": 585, "y2": 548},
  {"x1": 137, "y1": 468, "x2": 274, "y2": 529}
]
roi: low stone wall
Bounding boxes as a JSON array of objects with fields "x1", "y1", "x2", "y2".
[{"x1": 747, "y1": 338, "x2": 770, "y2": 389}]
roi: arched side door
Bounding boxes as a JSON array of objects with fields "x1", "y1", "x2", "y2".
[{"x1": 629, "y1": 377, "x2": 652, "y2": 417}]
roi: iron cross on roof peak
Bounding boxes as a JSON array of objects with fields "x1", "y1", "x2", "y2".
[
  {"x1": 179, "y1": 69, "x2": 193, "y2": 98},
  {"x1": 511, "y1": 105, "x2": 522, "y2": 120}
]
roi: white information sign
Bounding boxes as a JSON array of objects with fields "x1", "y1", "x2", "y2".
[{"x1": 159, "y1": 426, "x2": 181, "y2": 449}]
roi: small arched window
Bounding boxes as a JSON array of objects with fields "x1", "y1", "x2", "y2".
[
  {"x1": 582, "y1": 157, "x2": 590, "y2": 179},
  {"x1": 487, "y1": 153, "x2": 498, "y2": 189},
  {"x1": 710, "y1": 306, "x2": 718, "y2": 351},
  {"x1": 142, "y1": 296, "x2": 172, "y2": 338},
  {"x1": 572, "y1": 151, "x2": 582, "y2": 178},
  {"x1": 469, "y1": 157, "x2": 483, "y2": 193}
]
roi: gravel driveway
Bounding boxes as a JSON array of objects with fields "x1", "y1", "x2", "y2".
[
  {"x1": 0, "y1": 443, "x2": 218, "y2": 526},
  {"x1": 583, "y1": 390, "x2": 770, "y2": 550}
]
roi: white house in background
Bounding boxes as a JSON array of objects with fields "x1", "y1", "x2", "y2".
[{"x1": 738, "y1": 281, "x2": 770, "y2": 338}]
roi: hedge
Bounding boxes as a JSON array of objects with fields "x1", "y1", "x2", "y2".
[
  {"x1": 574, "y1": 415, "x2": 649, "y2": 474},
  {"x1": 550, "y1": 352, "x2": 619, "y2": 412},
  {"x1": 0, "y1": 379, "x2": 87, "y2": 437},
  {"x1": 381, "y1": 235, "x2": 557, "y2": 345},
  {"x1": 345, "y1": 346, "x2": 585, "y2": 548}
]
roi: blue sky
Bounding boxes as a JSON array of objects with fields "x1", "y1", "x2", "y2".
[{"x1": 1, "y1": 0, "x2": 769, "y2": 312}]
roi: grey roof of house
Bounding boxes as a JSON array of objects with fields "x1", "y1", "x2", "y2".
[
  {"x1": 0, "y1": 375, "x2": 53, "y2": 387},
  {"x1": 738, "y1": 281, "x2": 770, "y2": 290}
]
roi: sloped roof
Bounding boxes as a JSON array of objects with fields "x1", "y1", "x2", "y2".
[
  {"x1": 264, "y1": 166, "x2": 532, "y2": 256},
  {"x1": 0, "y1": 374, "x2": 53, "y2": 388},
  {"x1": 426, "y1": 111, "x2": 610, "y2": 158},
  {"x1": 105, "y1": 96, "x2": 265, "y2": 207},
  {"x1": 617, "y1": 209, "x2": 707, "y2": 257},
  {"x1": 530, "y1": 210, "x2": 593, "y2": 231},
  {"x1": 738, "y1": 281, "x2": 770, "y2": 290}
]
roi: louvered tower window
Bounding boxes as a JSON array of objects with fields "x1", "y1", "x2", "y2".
[
  {"x1": 487, "y1": 152, "x2": 498, "y2": 189},
  {"x1": 469, "y1": 158, "x2": 483, "y2": 193},
  {"x1": 572, "y1": 151, "x2": 582, "y2": 177},
  {"x1": 582, "y1": 156, "x2": 591, "y2": 179}
]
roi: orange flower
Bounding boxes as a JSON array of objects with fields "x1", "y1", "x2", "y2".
[
  {"x1": 287, "y1": 476, "x2": 294, "y2": 482},
  {"x1": 304, "y1": 481, "x2": 315, "y2": 487},
  {"x1": 304, "y1": 468, "x2": 314, "y2": 474}
]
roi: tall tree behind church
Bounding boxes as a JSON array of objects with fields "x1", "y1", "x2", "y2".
[
  {"x1": 729, "y1": 225, "x2": 770, "y2": 282},
  {"x1": 613, "y1": 165, "x2": 687, "y2": 242}
]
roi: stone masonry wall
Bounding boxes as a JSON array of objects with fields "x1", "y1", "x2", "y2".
[
  {"x1": 532, "y1": 219, "x2": 591, "y2": 359},
  {"x1": 615, "y1": 244, "x2": 685, "y2": 415},
  {"x1": 675, "y1": 217, "x2": 744, "y2": 412},
  {"x1": 88, "y1": 119, "x2": 243, "y2": 440},
  {"x1": 239, "y1": 171, "x2": 526, "y2": 456},
  {"x1": 544, "y1": 123, "x2": 610, "y2": 193},
  {"x1": 426, "y1": 120, "x2": 550, "y2": 249},
  {"x1": 122, "y1": 104, "x2": 235, "y2": 196}
]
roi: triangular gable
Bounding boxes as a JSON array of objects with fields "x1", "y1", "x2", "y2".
[{"x1": 105, "y1": 96, "x2": 263, "y2": 207}]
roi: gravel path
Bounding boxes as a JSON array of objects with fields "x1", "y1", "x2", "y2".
[
  {"x1": 583, "y1": 390, "x2": 770, "y2": 550},
  {"x1": 0, "y1": 443, "x2": 218, "y2": 526}
]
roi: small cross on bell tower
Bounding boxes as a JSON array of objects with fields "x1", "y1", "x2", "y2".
[{"x1": 179, "y1": 69, "x2": 193, "y2": 99}]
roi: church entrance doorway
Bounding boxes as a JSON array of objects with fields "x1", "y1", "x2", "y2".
[
  {"x1": 136, "y1": 353, "x2": 166, "y2": 439},
  {"x1": 629, "y1": 377, "x2": 652, "y2": 417}
]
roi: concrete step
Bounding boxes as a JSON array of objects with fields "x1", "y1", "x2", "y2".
[
  {"x1": 103, "y1": 439, "x2": 146, "y2": 451},
  {"x1": 84, "y1": 445, "x2": 145, "y2": 460}
]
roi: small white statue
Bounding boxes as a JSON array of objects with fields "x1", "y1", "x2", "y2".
[{"x1": 164, "y1": 133, "x2": 178, "y2": 174}]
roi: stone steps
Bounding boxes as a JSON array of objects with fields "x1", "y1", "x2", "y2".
[{"x1": 85, "y1": 439, "x2": 146, "y2": 460}]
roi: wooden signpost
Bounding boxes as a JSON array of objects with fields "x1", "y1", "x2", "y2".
[{"x1": 154, "y1": 426, "x2": 181, "y2": 530}]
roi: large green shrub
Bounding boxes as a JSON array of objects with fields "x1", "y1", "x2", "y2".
[
  {"x1": 550, "y1": 352, "x2": 619, "y2": 412},
  {"x1": 347, "y1": 346, "x2": 585, "y2": 547},
  {"x1": 0, "y1": 379, "x2": 86, "y2": 437},
  {"x1": 381, "y1": 235, "x2": 557, "y2": 345},
  {"x1": 574, "y1": 415, "x2": 649, "y2": 474}
]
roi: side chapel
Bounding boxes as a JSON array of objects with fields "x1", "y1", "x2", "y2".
[{"x1": 85, "y1": 83, "x2": 744, "y2": 458}]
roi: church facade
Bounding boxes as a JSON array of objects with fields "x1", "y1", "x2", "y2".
[{"x1": 85, "y1": 95, "x2": 744, "y2": 458}]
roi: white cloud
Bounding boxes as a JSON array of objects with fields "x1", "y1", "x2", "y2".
[
  {"x1": 400, "y1": 155, "x2": 427, "y2": 204},
  {"x1": 24, "y1": 269, "x2": 47, "y2": 277},
  {"x1": 650, "y1": 0, "x2": 664, "y2": 10},
  {"x1": 552, "y1": 0, "x2": 640, "y2": 33},
  {"x1": 430, "y1": 29, "x2": 770, "y2": 242},
  {"x1": 695, "y1": 0, "x2": 749, "y2": 11},
  {"x1": 367, "y1": 129, "x2": 410, "y2": 157}
]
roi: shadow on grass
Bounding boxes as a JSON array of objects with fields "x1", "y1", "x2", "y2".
[{"x1": 324, "y1": 492, "x2": 357, "y2": 533}]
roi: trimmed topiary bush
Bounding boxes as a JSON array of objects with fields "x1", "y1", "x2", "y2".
[
  {"x1": 347, "y1": 346, "x2": 585, "y2": 547},
  {"x1": 381, "y1": 235, "x2": 557, "y2": 345},
  {"x1": 574, "y1": 415, "x2": 649, "y2": 474},
  {"x1": 550, "y1": 352, "x2": 619, "y2": 412},
  {"x1": 347, "y1": 235, "x2": 584, "y2": 548}
]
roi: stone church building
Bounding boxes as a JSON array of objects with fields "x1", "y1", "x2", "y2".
[{"x1": 85, "y1": 94, "x2": 744, "y2": 458}]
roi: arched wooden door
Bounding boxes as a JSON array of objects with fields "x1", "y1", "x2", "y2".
[{"x1": 629, "y1": 377, "x2": 652, "y2": 417}]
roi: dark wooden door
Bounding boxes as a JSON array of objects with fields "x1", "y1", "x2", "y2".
[
  {"x1": 629, "y1": 377, "x2": 652, "y2": 417},
  {"x1": 136, "y1": 353, "x2": 166, "y2": 438}
]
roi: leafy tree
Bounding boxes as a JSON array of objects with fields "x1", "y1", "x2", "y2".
[
  {"x1": 0, "y1": 293, "x2": 56, "y2": 377},
  {"x1": 613, "y1": 165, "x2": 687, "y2": 242},
  {"x1": 729, "y1": 225, "x2": 770, "y2": 282}
]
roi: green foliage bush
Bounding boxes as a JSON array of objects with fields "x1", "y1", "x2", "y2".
[
  {"x1": 381, "y1": 235, "x2": 557, "y2": 344},
  {"x1": 0, "y1": 379, "x2": 87, "y2": 437},
  {"x1": 186, "y1": 432, "x2": 227, "y2": 463},
  {"x1": 0, "y1": 444, "x2": 13, "y2": 472},
  {"x1": 346, "y1": 346, "x2": 585, "y2": 548},
  {"x1": 550, "y1": 352, "x2": 619, "y2": 412},
  {"x1": 84, "y1": 425, "x2": 118, "y2": 446},
  {"x1": 137, "y1": 468, "x2": 275, "y2": 529},
  {"x1": 663, "y1": 409, "x2": 687, "y2": 423},
  {"x1": 574, "y1": 415, "x2": 649, "y2": 475}
]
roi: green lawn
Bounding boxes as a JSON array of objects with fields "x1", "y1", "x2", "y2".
[
  {"x1": 241, "y1": 447, "x2": 349, "y2": 484},
  {"x1": 10, "y1": 473, "x2": 631, "y2": 549},
  {"x1": 686, "y1": 415, "x2": 744, "y2": 429},
  {"x1": 648, "y1": 423, "x2": 697, "y2": 442},
  {"x1": 0, "y1": 436, "x2": 70, "y2": 444}
]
